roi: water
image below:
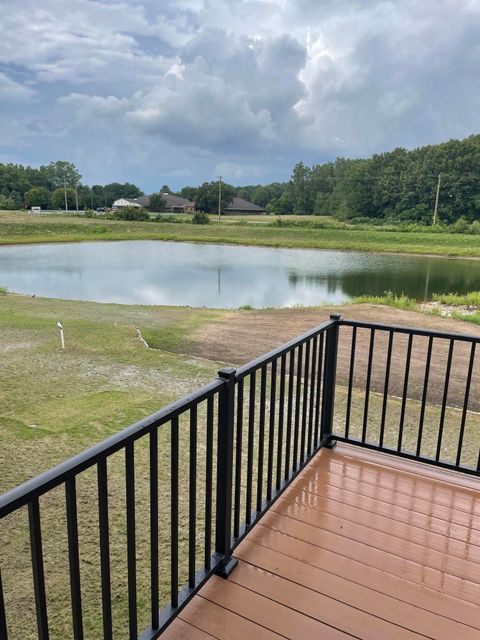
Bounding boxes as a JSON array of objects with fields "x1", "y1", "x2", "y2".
[{"x1": 0, "y1": 241, "x2": 478, "y2": 308}]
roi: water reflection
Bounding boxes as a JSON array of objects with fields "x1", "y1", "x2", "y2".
[{"x1": 0, "y1": 240, "x2": 478, "y2": 308}]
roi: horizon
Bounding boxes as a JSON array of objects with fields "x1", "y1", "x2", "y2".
[{"x1": 1, "y1": 1, "x2": 479, "y2": 192}]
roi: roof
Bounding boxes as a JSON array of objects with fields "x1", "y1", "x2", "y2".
[
  {"x1": 224, "y1": 197, "x2": 264, "y2": 212},
  {"x1": 160, "y1": 192, "x2": 194, "y2": 208},
  {"x1": 116, "y1": 196, "x2": 150, "y2": 207},
  {"x1": 115, "y1": 193, "x2": 194, "y2": 209}
]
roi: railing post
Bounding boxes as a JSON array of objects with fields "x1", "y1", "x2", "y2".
[
  {"x1": 214, "y1": 367, "x2": 238, "y2": 578},
  {"x1": 320, "y1": 314, "x2": 340, "y2": 448}
]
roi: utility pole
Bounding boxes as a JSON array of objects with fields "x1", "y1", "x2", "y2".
[
  {"x1": 218, "y1": 176, "x2": 222, "y2": 223},
  {"x1": 64, "y1": 181, "x2": 68, "y2": 212},
  {"x1": 433, "y1": 173, "x2": 441, "y2": 225}
]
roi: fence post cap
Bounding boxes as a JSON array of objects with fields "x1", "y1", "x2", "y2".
[
  {"x1": 330, "y1": 313, "x2": 341, "y2": 321},
  {"x1": 218, "y1": 367, "x2": 236, "y2": 380}
]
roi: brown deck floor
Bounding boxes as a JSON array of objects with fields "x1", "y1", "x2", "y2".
[{"x1": 163, "y1": 444, "x2": 480, "y2": 639}]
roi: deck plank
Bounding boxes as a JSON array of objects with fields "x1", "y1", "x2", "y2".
[
  {"x1": 164, "y1": 445, "x2": 480, "y2": 639},
  {"x1": 235, "y1": 540, "x2": 480, "y2": 638},
  {"x1": 199, "y1": 575, "x2": 353, "y2": 639}
]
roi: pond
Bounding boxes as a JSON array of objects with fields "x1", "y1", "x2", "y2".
[{"x1": 0, "y1": 240, "x2": 479, "y2": 308}]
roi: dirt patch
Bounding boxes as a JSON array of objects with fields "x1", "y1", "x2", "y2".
[{"x1": 190, "y1": 304, "x2": 480, "y2": 410}]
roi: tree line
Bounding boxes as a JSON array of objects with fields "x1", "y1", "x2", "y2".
[
  {"x1": 0, "y1": 160, "x2": 142, "y2": 210},
  {"x1": 2, "y1": 134, "x2": 480, "y2": 224}
]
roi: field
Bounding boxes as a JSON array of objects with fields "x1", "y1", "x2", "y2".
[
  {"x1": 1, "y1": 211, "x2": 480, "y2": 257},
  {"x1": 1, "y1": 294, "x2": 480, "y2": 638}
]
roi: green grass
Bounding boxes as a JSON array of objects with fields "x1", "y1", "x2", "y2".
[
  {"x1": 0, "y1": 293, "x2": 479, "y2": 638},
  {"x1": 2, "y1": 211, "x2": 480, "y2": 257},
  {"x1": 431, "y1": 291, "x2": 480, "y2": 305},
  {"x1": 352, "y1": 292, "x2": 418, "y2": 310}
]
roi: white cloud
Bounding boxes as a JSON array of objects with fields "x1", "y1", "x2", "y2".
[{"x1": 0, "y1": 0, "x2": 479, "y2": 189}]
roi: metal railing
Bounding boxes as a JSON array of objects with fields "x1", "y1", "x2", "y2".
[{"x1": 0, "y1": 314, "x2": 479, "y2": 640}]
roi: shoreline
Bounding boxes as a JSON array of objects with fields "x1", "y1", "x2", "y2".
[{"x1": 0, "y1": 233, "x2": 480, "y2": 261}]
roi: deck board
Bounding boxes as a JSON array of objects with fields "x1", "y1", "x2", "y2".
[{"x1": 164, "y1": 444, "x2": 480, "y2": 639}]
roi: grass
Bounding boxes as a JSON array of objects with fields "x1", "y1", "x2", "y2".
[
  {"x1": 0, "y1": 293, "x2": 479, "y2": 638},
  {"x1": 352, "y1": 292, "x2": 418, "y2": 310},
  {"x1": 431, "y1": 291, "x2": 480, "y2": 306},
  {"x1": 2, "y1": 211, "x2": 480, "y2": 257},
  {"x1": 353, "y1": 290, "x2": 480, "y2": 327}
]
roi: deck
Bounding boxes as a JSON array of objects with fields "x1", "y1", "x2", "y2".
[{"x1": 163, "y1": 444, "x2": 480, "y2": 640}]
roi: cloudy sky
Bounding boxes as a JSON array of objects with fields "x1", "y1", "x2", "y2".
[{"x1": 1, "y1": 0, "x2": 479, "y2": 191}]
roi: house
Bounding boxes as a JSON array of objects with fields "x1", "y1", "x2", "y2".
[
  {"x1": 112, "y1": 193, "x2": 195, "y2": 213},
  {"x1": 223, "y1": 196, "x2": 265, "y2": 215}
]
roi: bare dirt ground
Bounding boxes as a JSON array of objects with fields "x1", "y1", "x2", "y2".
[{"x1": 191, "y1": 304, "x2": 480, "y2": 411}]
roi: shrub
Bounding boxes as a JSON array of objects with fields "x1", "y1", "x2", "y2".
[
  {"x1": 83, "y1": 208, "x2": 97, "y2": 218},
  {"x1": 192, "y1": 211, "x2": 210, "y2": 225},
  {"x1": 111, "y1": 206, "x2": 150, "y2": 221},
  {"x1": 449, "y1": 217, "x2": 470, "y2": 234},
  {"x1": 470, "y1": 220, "x2": 480, "y2": 235}
]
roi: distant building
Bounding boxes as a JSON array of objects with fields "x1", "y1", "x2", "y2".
[
  {"x1": 112, "y1": 193, "x2": 195, "y2": 213},
  {"x1": 223, "y1": 197, "x2": 265, "y2": 215}
]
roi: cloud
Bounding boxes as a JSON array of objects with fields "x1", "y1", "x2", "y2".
[
  {"x1": 0, "y1": 0, "x2": 479, "y2": 190},
  {"x1": 0, "y1": 72, "x2": 36, "y2": 101}
]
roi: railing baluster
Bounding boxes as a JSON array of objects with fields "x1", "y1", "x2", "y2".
[
  {"x1": 125, "y1": 442, "x2": 137, "y2": 638},
  {"x1": 307, "y1": 336, "x2": 318, "y2": 455},
  {"x1": 398, "y1": 333, "x2": 413, "y2": 451},
  {"x1": 314, "y1": 333, "x2": 324, "y2": 447},
  {"x1": 293, "y1": 345, "x2": 303, "y2": 471},
  {"x1": 149, "y1": 429, "x2": 159, "y2": 629},
  {"x1": 246, "y1": 372, "x2": 256, "y2": 526},
  {"x1": 189, "y1": 406, "x2": 197, "y2": 588},
  {"x1": 345, "y1": 326, "x2": 357, "y2": 439},
  {"x1": 362, "y1": 329, "x2": 375, "y2": 443},
  {"x1": 300, "y1": 340, "x2": 311, "y2": 463},
  {"x1": 28, "y1": 498, "x2": 49, "y2": 640},
  {"x1": 0, "y1": 568, "x2": 9, "y2": 640},
  {"x1": 266, "y1": 360, "x2": 277, "y2": 502},
  {"x1": 204, "y1": 396, "x2": 214, "y2": 569},
  {"x1": 284, "y1": 350, "x2": 295, "y2": 480},
  {"x1": 456, "y1": 342, "x2": 476, "y2": 467},
  {"x1": 233, "y1": 378, "x2": 244, "y2": 539},
  {"x1": 65, "y1": 477, "x2": 83, "y2": 640},
  {"x1": 171, "y1": 416, "x2": 179, "y2": 607},
  {"x1": 379, "y1": 330, "x2": 393, "y2": 448},
  {"x1": 276, "y1": 354, "x2": 286, "y2": 491},
  {"x1": 97, "y1": 459, "x2": 112, "y2": 640},
  {"x1": 256, "y1": 366, "x2": 267, "y2": 512},
  {"x1": 215, "y1": 368, "x2": 237, "y2": 576},
  {"x1": 320, "y1": 315, "x2": 340, "y2": 445},
  {"x1": 416, "y1": 336, "x2": 433, "y2": 457},
  {"x1": 436, "y1": 339, "x2": 454, "y2": 461}
]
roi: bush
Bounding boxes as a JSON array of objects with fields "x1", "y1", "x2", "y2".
[
  {"x1": 111, "y1": 206, "x2": 150, "y2": 221},
  {"x1": 83, "y1": 208, "x2": 97, "y2": 218},
  {"x1": 470, "y1": 220, "x2": 480, "y2": 235},
  {"x1": 192, "y1": 211, "x2": 210, "y2": 225},
  {"x1": 449, "y1": 217, "x2": 470, "y2": 234}
]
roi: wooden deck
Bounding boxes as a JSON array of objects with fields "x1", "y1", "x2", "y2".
[{"x1": 163, "y1": 444, "x2": 480, "y2": 639}]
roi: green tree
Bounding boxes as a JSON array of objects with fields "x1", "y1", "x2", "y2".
[
  {"x1": 150, "y1": 193, "x2": 167, "y2": 211},
  {"x1": 51, "y1": 187, "x2": 76, "y2": 210},
  {"x1": 195, "y1": 181, "x2": 235, "y2": 212},
  {"x1": 160, "y1": 184, "x2": 172, "y2": 194},
  {"x1": 24, "y1": 187, "x2": 51, "y2": 209},
  {"x1": 178, "y1": 186, "x2": 198, "y2": 202},
  {"x1": 103, "y1": 183, "x2": 143, "y2": 207},
  {"x1": 46, "y1": 161, "x2": 81, "y2": 188},
  {"x1": 0, "y1": 194, "x2": 16, "y2": 210}
]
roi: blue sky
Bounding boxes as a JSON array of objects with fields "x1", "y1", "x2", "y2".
[{"x1": 0, "y1": 0, "x2": 479, "y2": 192}]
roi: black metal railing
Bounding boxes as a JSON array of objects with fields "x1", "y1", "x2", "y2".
[
  {"x1": 0, "y1": 314, "x2": 479, "y2": 640},
  {"x1": 332, "y1": 319, "x2": 480, "y2": 475}
]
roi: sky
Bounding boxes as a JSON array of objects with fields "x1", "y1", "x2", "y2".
[{"x1": 0, "y1": 0, "x2": 479, "y2": 192}]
